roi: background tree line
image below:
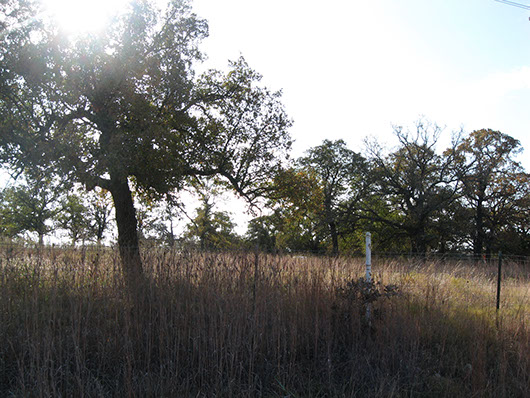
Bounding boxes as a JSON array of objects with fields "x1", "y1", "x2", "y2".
[
  {"x1": 248, "y1": 122, "x2": 530, "y2": 257},
  {"x1": 2, "y1": 121, "x2": 529, "y2": 257},
  {"x1": 0, "y1": 170, "x2": 113, "y2": 246}
]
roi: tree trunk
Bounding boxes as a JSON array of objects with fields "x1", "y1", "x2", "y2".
[
  {"x1": 169, "y1": 216, "x2": 175, "y2": 247},
  {"x1": 474, "y1": 199, "x2": 484, "y2": 256},
  {"x1": 329, "y1": 220, "x2": 339, "y2": 255},
  {"x1": 417, "y1": 225, "x2": 427, "y2": 256},
  {"x1": 409, "y1": 223, "x2": 427, "y2": 261},
  {"x1": 109, "y1": 177, "x2": 143, "y2": 284},
  {"x1": 324, "y1": 192, "x2": 339, "y2": 255}
]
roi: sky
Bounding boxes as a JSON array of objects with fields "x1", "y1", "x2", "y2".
[{"x1": 193, "y1": 0, "x2": 530, "y2": 169}]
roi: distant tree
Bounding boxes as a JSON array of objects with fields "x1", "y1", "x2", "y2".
[
  {"x1": 55, "y1": 193, "x2": 91, "y2": 245},
  {"x1": 141, "y1": 194, "x2": 182, "y2": 247},
  {"x1": 184, "y1": 191, "x2": 239, "y2": 250},
  {"x1": 298, "y1": 139, "x2": 366, "y2": 254},
  {"x1": 0, "y1": 1, "x2": 291, "y2": 282},
  {"x1": 245, "y1": 215, "x2": 278, "y2": 252},
  {"x1": 161, "y1": 197, "x2": 182, "y2": 248},
  {"x1": 134, "y1": 193, "x2": 159, "y2": 244},
  {"x1": 487, "y1": 177, "x2": 530, "y2": 255},
  {"x1": 247, "y1": 167, "x2": 325, "y2": 253},
  {"x1": 494, "y1": 185, "x2": 530, "y2": 255},
  {"x1": 449, "y1": 129, "x2": 528, "y2": 255},
  {"x1": 131, "y1": 191, "x2": 182, "y2": 246},
  {"x1": 364, "y1": 121, "x2": 460, "y2": 255},
  {"x1": 0, "y1": 172, "x2": 63, "y2": 244},
  {"x1": 85, "y1": 188, "x2": 114, "y2": 246},
  {"x1": 342, "y1": 194, "x2": 405, "y2": 254}
]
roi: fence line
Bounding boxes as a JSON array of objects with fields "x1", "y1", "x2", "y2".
[{"x1": 0, "y1": 240, "x2": 529, "y2": 262}]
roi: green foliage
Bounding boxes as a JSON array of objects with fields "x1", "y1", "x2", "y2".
[
  {"x1": 245, "y1": 215, "x2": 278, "y2": 251},
  {"x1": 0, "y1": 172, "x2": 63, "y2": 244},
  {"x1": 270, "y1": 168, "x2": 325, "y2": 252},
  {"x1": 183, "y1": 182, "x2": 241, "y2": 250},
  {"x1": 364, "y1": 120, "x2": 461, "y2": 254},
  {"x1": 244, "y1": 125, "x2": 530, "y2": 256},
  {"x1": 449, "y1": 128, "x2": 530, "y2": 255},
  {"x1": 85, "y1": 188, "x2": 114, "y2": 245},
  {"x1": 1, "y1": 0, "x2": 529, "y2": 257},
  {"x1": 245, "y1": 167, "x2": 326, "y2": 253},
  {"x1": 55, "y1": 193, "x2": 90, "y2": 245},
  {"x1": 0, "y1": 0, "x2": 292, "y2": 275},
  {"x1": 248, "y1": 140, "x2": 368, "y2": 254},
  {"x1": 184, "y1": 205, "x2": 239, "y2": 250},
  {"x1": 299, "y1": 139, "x2": 367, "y2": 254}
]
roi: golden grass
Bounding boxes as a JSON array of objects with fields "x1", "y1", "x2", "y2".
[{"x1": 0, "y1": 245, "x2": 528, "y2": 397}]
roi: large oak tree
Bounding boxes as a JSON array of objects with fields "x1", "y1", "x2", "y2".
[
  {"x1": 0, "y1": 0, "x2": 291, "y2": 281},
  {"x1": 364, "y1": 121, "x2": 460, "y2": 255},
  {"x1": 299, "y1": 139, "x2": 366, "y2": 255},
  {"x1": 449, "y1": 129, "x2": 528, "y2": 255}
]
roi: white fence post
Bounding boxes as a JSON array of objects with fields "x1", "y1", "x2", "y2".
[
  {"x1": 365, "y1": 232, "x2": 372, "y2": 324},
  {"x1": 365, "y1": 232, "x2": 372, "y2": 282}
]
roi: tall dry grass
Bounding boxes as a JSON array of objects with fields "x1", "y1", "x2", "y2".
[{"x1": 0, "y1": 244, "x2": 528, "y2": 397}]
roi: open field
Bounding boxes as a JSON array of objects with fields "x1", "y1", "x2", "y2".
[{"x1": 0, "y1": 245, "x2": 528, "y2": 397}]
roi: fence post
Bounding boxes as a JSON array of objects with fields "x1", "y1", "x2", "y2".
[
  {"x1": 496, "y1": 251, "x2": 502, "y2": 311},
  {"x1": 365, "y1": 232, "x2": 372, "y2": 324}
]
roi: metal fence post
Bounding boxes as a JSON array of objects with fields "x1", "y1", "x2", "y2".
[{"x1": 496, "y1": 251, "x2": 502, "y2": 311}]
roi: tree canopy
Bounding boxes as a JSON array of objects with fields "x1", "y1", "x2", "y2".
[
  {"x1": 298, "y1": 139, "x2": 366, "y2": 254},
  {"x1": 449, "y1": 129, "x2": 529, "y2": 255},
  {"x1": 0, "y1": 0, "x2": 292, "y2": 280},
  {"x1": 244, "y1": 124, "x2": 529, "y2": 257},
  {"x1": 364, "y1": 121, "x2": 461, "y2": 254},
  {"x1": 0, "y1": 176, "x2": 57, "y2": 244}
]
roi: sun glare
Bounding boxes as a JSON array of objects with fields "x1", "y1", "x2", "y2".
[{"x1": 41, "y1": 0, "x2": 131, "y2": 35}]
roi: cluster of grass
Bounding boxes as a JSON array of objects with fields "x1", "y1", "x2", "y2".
[{"x1": 0, "y1": 244, "x2": 528, "y2": 397}]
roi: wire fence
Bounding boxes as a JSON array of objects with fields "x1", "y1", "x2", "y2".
[{"x1": 1, "y1": 239, "x2": 529, "y2": 267}]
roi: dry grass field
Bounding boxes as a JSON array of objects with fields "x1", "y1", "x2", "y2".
[{"x1": 0, "y1": 244, "x2": 528, "y2": 397}]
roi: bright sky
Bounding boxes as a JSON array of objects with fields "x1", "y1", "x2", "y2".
[
  {"x1": 41, "y1": 0, "x2": 131, "y2": 33},
  {"x1": 193, "y1": 0, "x2": 530, "y2": 169}
]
